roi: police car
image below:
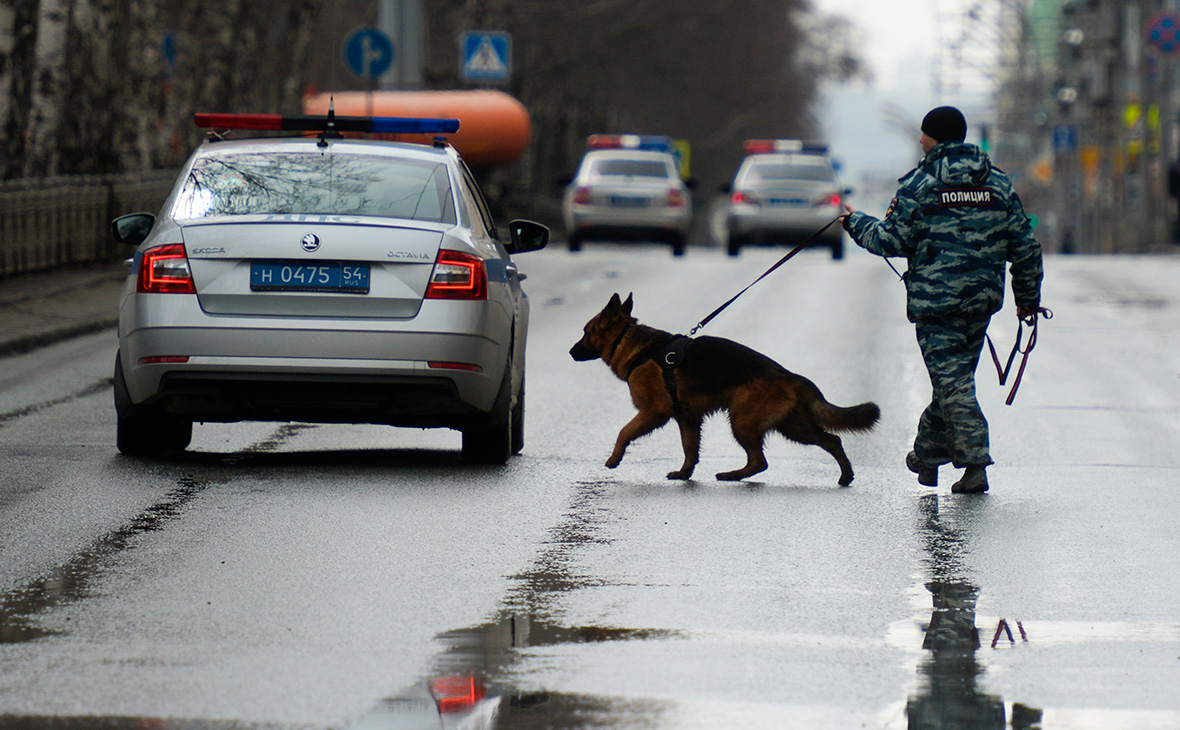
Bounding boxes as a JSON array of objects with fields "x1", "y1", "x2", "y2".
[
  {"x1": 561, "y1": 134, "x2": 693, "y2": 255},
  {"x1": 723, "y1": 139, "x2": 850, "y2": 259},
  {"x1": 111, "y1": 111, "x2": 549, "y2": 464}
]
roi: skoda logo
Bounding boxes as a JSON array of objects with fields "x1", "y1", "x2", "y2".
[{"x1": 301, "y1": 233, "x2": 321, "y2": 252}]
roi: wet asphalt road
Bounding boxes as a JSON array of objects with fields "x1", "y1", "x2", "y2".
[{"x1": 1, "y1": 243, "x2": 1179, "y2": 729}]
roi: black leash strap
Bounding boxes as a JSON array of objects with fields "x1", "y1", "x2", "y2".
[
  {"x1": 689, "y1": 217, "x2": 842, "y2": 336},
  {"x1": 986, "y1": 307, "x2": 1052, "y2": 405}
]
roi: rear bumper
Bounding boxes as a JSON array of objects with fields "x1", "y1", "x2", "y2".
[
  {"x1": 565, "y1": 206, "x2": 691, "y2": 237},
  {"x1": 119, "y1": 294, "x2": 513, "y2": 424},
  {"x1": 727, "y1": 206, "x2": 841, "y2": 242}
]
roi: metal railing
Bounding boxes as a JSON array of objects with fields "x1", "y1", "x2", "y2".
[{"x1": 0, "y1": 171, "x2": 177, "y2": 278}]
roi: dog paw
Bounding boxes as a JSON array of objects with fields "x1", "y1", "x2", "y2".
[
  {"x1": 666, "y1": 469, "x2": 693, "y2": 480},
  {"x1": 715, "y1": 470, "x2": 746, "y2": 481},
  {"x1": 605, "y1": 457, "x2": 621, "y2": 469},
  {"x1": 838, "y1": 472, "x2": 854, "y2": 487}
]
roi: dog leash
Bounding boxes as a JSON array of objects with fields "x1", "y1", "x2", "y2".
[
  {"x1": 689, "y1": 217, "x2": 842, "y2": 336},
  {"x1": 986, "y1": 307, "x2": 1052, "y2": 405}
]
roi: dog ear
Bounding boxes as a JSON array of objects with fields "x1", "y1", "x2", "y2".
[
  {"x1": 621, "y1": 293, "x2": 633, "y2": 316},
  {"x1": 606, "y1": 293, "x2": 621, "y2": 311}
]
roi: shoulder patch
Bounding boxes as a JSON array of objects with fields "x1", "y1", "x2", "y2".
[
  {"x1": 885, "y1": 197, "x2": 898, "y2": 219},
  {"x1": 938, "y1": 188, "x2": 995, "y2": 207}
]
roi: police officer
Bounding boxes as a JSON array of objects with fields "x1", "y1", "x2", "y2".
[{"x1": 840, "y1": 106, "x2": 1044, "y2": 494}]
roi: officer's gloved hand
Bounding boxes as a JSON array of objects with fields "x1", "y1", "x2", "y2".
[{"x1": 1016, "y1": 304, "x2": 1040, "y2": 322}]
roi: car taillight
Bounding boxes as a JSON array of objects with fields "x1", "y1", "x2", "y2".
[
  {"x1": 667, "y1": 188, "x2": 685, "y2": 208},
  {"x1": 425, "y1": 250, "x2": 487, "y2": 300},
  {"x1": 816, "y1": 193, "x2": 842, "y2": 208},
  {"x1": 572, "y1": 186, "x2": 592, "y2": 205},
  {"x1": 430, "y1": 675, "x2": 487, "y2": 714},
  {"x1": 138, "y1": 244, "x2": 195, "y2": 294},
  {"x1": 731, "y1": 191, "x2": 759, "y2": 206}
]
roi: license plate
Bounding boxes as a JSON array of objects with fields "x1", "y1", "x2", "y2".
[
  {"x1": 610, "y1": 195, "x2": 650, "y2": 207},
  {"x1": 769, "y1": 197, "x2": 808, "y2": 206},
  {"x1": 250, "y1": 261, "x2": 370, "y2": 293}
]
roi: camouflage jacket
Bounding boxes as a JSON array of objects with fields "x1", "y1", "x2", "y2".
[{"x1": 844, "y1": 142, "x2": 1043, "y2": 322}]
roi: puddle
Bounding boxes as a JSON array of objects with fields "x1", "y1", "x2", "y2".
[
  {"x1": 348, "y1": 613, "x2": 681, "y2": 730},
  {"x1": 0, "y1": 476, "x2": 210, "y2": 644}
]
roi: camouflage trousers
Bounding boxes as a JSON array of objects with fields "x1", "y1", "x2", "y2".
[{"x1": 913, "y1": 314, "x2": 994, "y2": 469}]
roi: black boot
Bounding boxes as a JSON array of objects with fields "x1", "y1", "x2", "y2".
[
  {"x1": 951, "y1": 466, "x2": 989, "y2": 494},
  {"x1": 906, "y1": 451, "x2": 938, "y2": 487}
]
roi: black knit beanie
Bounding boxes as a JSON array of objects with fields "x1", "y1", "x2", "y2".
[{"x1": 921, "y1": 106, "x2": 967, "y2": 143}]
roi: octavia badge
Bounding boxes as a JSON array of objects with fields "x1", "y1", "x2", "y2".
[{"x1": 301, "y1": 233, "x2": 321, "y2": 252}]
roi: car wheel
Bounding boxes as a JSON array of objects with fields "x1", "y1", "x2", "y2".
[
  {"x1": 568, "y1": 232, "x2": 583, "y2": 252},
  {"x1": 510, "y1": 374, "x2": 525, "y2": 455},
  {"x1": 726, "y1": 234, "x2": 742, "y2": 257},
  {"x1": 669, "y1": 233, "x2": 687, "y2": 257},
  {"x1": 114, "y1": 353, "x2": 192, "y2": 456},
  {"x1": 461, "y1": 360, "x2": 512, "y2": 465},
  {"x1": 831, "y1": 236, "x2": 845, "y2": 260}
]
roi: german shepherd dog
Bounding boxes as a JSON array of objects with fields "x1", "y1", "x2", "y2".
[{"x1": 570, "y1": 293, "x2": 880, "y2": 485}]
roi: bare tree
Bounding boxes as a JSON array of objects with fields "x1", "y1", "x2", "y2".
[
  {"x1": 21, "y1": 0, "x2": 69, "y2": 176},
  {"x1": 0, "y1": 0, "x2": 16, "y2": 143}
]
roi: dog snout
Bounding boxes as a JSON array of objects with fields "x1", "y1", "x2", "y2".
[{"x1": 570, "y1": 338, "x2": 597, "y2": 361}]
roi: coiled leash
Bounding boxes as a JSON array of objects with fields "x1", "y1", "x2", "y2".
[
  {"x1": 688, "y1": 217, "x2": 843, "y2": 336},
  {"x1": 986, "y1": 307, "x2": 1052, "y2": 405}
]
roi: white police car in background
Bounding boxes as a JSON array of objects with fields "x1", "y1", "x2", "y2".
[
  {"x1": 723, "y1": 139, "x2": 851, "y2": 259},
  {"x1": 561, "y1": 134, "x2": 693, "y2": 256},
  {"x1": 111, "y1": 112, "x2": 549, "y2": 464}
]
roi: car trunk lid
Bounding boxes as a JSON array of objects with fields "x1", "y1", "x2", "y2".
[{"x1": 181, "y1": 217, "x2": 443, "y2": 318}]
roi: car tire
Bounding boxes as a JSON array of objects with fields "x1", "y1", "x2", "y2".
[
  {"x1": 510, "y1": 374, "x2": 525, "y2": 455},
  {"x1": 669, "y1": 233, "x2": 687, "y2": 257},
  {"x1": 461, "y1": 360, "x2": 512, "y2": 465},
  {"x1": 726, "y1": 234, "x2": 742, "y2": 257},
  {"x1": 114, "y1": 353, "x2": 192, "y2": 456},
  {"x1": 831, "y1": 236, "x2": 845, "y2": 260},
  {"x1": 568, "y1": 233, "x2": 583, "y2": 252}
]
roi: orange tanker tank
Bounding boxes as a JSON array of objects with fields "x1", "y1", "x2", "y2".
[{"x1": 303, "y1": 90, "x2": 530, "y2": 165}]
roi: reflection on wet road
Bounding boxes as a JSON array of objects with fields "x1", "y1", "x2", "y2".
[{"x1": 906, "y1": 494, "x2": 1041, "y2": 730}]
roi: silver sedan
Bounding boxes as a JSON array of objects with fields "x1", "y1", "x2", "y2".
[
  {"x1": 111, "y1": 114, "x2": 549, "y2": 464},
  {"x1": 562, "y1": 142, "x2": 692, "y2": 255},
  {"x1": 724, "y1": 145, "x2": 850, "y2": 260}
]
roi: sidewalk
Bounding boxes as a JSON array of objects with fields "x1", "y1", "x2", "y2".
[{"x1": 0, "y1": 262, "x2": 128, "y2": 356}]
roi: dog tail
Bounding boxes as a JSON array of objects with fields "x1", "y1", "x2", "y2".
[{"x1": 812, "y1": 400, "x2": 881, "y2": 433}]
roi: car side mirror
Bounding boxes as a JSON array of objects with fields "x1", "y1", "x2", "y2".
[
  {"x1": 506, "y1": 219, "x2": 550, "y2": 254},
  {"x1": 844, "y1": 188, "x2": 854, "y2": 197},
  {"x1": 683, "y1": 178, "x2": 698, "y2": 190},
  {"x1": 720, "y1": 183, "x2": 733, "y2": 194},
  {"x1": 112, "y1": 213, "x2": 156, "y2": 246}
]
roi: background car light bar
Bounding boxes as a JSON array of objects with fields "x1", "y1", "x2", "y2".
[
  {"x1": 587, "y1": 134, "x2": 673, "y2": 152},
  {"x1": 743, "y1": 139, "x2": 829, "y2": 154},
  {"x1": 194, "y1": 113, "x2": 460, "y2": 135}
]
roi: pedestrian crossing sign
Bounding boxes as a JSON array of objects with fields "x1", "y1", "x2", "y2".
[{"x1": 462, "y1": 31, "x2": 511, "y2": 83}]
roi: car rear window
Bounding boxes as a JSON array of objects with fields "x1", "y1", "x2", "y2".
[
  {"x1": 744, "y1": 161, "x2": 834, "y2": 183},
  {"x1": 172, "y1": 152, "x2": 456, "y2": 223},
  {"x1": 592, "y1": 159, "x2": 671, "y2": 178}
]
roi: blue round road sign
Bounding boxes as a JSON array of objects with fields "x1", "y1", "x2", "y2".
[{"x1": 344, "y1": 27, "x2": 395, "y2": 79}]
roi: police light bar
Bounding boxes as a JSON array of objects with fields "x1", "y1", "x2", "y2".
[
  {"x1": 194, "y1": 113, "x2": 460, "y2": 135},
  {"x1": 587, "y1": 134, "x2": 674, "y2": 153},
  {"x1": 743, "y1": 139, "x2": 829, "y2": 155}
]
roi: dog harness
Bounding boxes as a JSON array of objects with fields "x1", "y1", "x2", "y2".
[{"x1": 626, "y1": 335, "x2": 690, "y2": 411}]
